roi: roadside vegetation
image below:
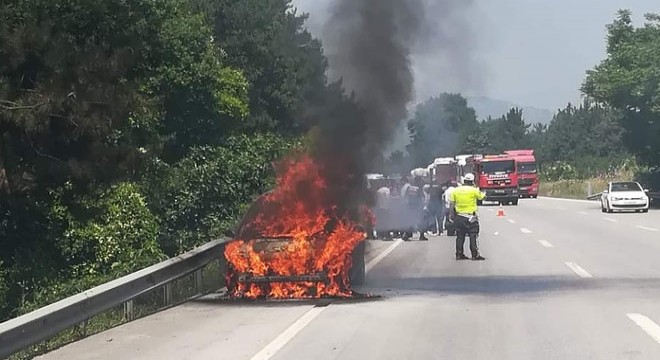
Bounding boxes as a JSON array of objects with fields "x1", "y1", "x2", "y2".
[{"x1": 0, "y1": 0, "x2": 346, "y2": 325}]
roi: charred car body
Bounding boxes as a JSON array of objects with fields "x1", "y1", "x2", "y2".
[{"x1": 224, "y1": 192, "x2": 366, "y2": 299}]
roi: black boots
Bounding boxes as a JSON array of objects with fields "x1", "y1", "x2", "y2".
[{"x1": 456, "y1": 253, "x2": 485, "y2": 260}]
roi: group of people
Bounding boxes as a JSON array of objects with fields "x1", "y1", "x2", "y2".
[{"x1": 371, "y1": 173, "x2": 486, "y2": 260}]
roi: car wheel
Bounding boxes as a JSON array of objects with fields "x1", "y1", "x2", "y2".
[
  {"x1": 642, "y1": 209, "x2": 649, "y2": 213},
  {"x1": 349, "y1": 241, "x2": 366, "y2": 286},
  {"x1": 512, "y1": 199, "x2": 519, "y2": 206}
]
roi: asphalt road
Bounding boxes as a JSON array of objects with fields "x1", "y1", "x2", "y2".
[{"x1": 37, "y1": 197, "x2": 660, "y2": 360}]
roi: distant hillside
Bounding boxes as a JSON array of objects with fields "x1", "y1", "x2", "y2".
[{"x1": 467, "y1": 96, "x2": 554, "y2": 125}]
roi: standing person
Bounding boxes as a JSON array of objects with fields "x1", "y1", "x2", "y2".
[
  {"x1": 399, "y1": 177, "x2": 413, "y2": 241},
  {"x1": 413, "y1": 177, "x2": 429, "y2": 241},
  {"x1": 448, "y1": 174, "x2": 486, "y2": 260},
  {"x1": 442, "y1": 181, "x2": 458, "y2": 236},
  {"x1": 375, "y1": 183, "x2": 392, "y2": 240},
  {"x1": 401, "y1": 176, "x2": 427, "y2": 241},
  {"x1": 427, "y1": 183, "x2": 444, "y2": 235}
]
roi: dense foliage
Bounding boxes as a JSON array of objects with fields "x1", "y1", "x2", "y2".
[
  {"x1": 386, "y1": 94, "x2": 628, "y2": 180},
  {"x1": 0, "y1": 0, "x2": 325, "y2": 321},
  {"x1": 583, "y1": 10, "x2": 660, "y2": 187}
]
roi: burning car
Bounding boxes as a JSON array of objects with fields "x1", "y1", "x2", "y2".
[{"x1": 223, "y1": 156, "x2": 368, "y2": 300}]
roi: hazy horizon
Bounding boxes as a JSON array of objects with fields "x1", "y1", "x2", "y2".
[{"x1": 293, "y1": 0, "x2": 658, "y2": 111}]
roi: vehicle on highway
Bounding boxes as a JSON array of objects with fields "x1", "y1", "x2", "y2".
[
  {"x1": 228, "y1": 191, "x2": 367, "y2": 290},
  {"x1": 428, "y1": 157, "x2": 460, "y2": 184},
  {"x1": 600, "y1": 181, "x2": 650, "y2": 213},
  {"x1": 461, "y1": 154, "x2": 520, "y2": 205},
  {"x1": 504, "y1": 149, "x2": 539, "y2": 198}
]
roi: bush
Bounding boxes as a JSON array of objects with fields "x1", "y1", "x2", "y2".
[
  {"x1": 62, "y1": 182, "x2": 165, "y2": 277},
  {"x1": 540, "y1": 156, "x2": 636, "y2": 181},
  {"x1": 143, "y1": 133, "x2": 300, "y2": 255},
  {"x1": 17, "y1": 182, "x2": 165, "y2": 315},
  {"x1": 636, "y1": 167, "x2": 660, "y2": 190}
]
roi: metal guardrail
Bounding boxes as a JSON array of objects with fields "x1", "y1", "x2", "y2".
[
  {"x1": 0, "y1": 238, "x2": 230, "y2": 359},
  {"x1": 586, "y1": 192, "x2": 602, "y2": 201}
]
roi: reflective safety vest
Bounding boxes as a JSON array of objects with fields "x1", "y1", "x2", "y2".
[{"x1": 450, "y1": 185, "x2": 486, "y2": 215}]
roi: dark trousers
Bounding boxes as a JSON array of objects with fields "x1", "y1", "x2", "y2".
[{"x1": 455, "y1": 215, "x2": 480, "y2": 257}]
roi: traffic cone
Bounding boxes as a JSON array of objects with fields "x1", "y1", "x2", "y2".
[{"x1": 496, "y1": 204, "x2": 505, "y2": 217}]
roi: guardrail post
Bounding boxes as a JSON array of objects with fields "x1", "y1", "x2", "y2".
[
  {"x1": 163, "y1": 283, "x2": 173, "y2": 306},
  {"x1": 194, "y1": 269, "x2": 203, "y2": 294},
  {"x1": 587, "y1": 181, "x2": 592, "y2": 197},
  {"x1": 124, "y1": 300, "x2": 134, "y2": 321}
]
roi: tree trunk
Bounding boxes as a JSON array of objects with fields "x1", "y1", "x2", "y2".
[{"x1": 0, "y1": 132, "x2": 11, "y2": 194}]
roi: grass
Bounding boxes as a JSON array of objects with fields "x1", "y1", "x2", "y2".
[
  {"x1": 539, "y1": 178, "x2": 610, "y2": 199},
  {"x1": 8, "y1": 258, "x2": 226, "y2": 360},
  {"x1": 538, "y1": 169, "x2": 636, "y2": 200}
]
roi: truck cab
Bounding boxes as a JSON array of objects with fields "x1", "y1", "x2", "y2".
[
  {"x1": 469, "y1": 154, "x2": 520, "y2": 205},
  {"x1": 428, "y1": 157, "x2": 459, "y2": 184},
  {"x1": 504, "y1": 150, "x2": 539, "y2": 198}
]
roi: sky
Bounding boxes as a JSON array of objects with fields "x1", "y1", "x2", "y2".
[{"x1": 292, "y1": 0, "x2": 658, "y2": 112}]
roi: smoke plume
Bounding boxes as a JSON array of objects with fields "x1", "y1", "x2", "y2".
[{"x1": 305, "y1": 0, "x2": 423, "y2": 215}]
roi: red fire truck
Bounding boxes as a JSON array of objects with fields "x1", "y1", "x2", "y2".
[
  {"x1": 504, "y1": 149, "x2": 539, "y2": 198},
  {"x1": 462, "y1": 154, "x2": 520, "y2": 205}
]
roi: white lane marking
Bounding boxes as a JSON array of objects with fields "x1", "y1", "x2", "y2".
[
  {"x1": 627, "y1": 313, "x2": 660, "y2": 345},
  {"x1": 365, "y1": 239, "x2": 403, "y2": 273},
  {"x1": 565, "y1": 262, "x2": 593, "y2": 278},
  {"x1": 603, "y1": 217, "x2": 617, "y2": 223},
  {"x1": 250, "y1": 239, "x2": 402, "y2": 360},
  {"x1": 556, "y1": 207, "x2": 566, "y2": 210},
  {"x1": 487, "y1": 208, "x2": 494, "y2": 212},
  {"x1": 637, "y1": 225, "x2": 659, "y2": 232},
  {"x1": 494, "y1": 231, "x2": 499, "y2": 236},
  {"x1": 250, "y1": 307, "x2": 325, "y2": 360},
  {"x1": 578, "y1": 211, "x2": 588, "y2": 215},
  {"x1": 538, "y1": 240, "x2": 554, "y2": 248},
  {"x1": 520, "y1": 228, "x2": 532, "y2": 234},
  {"x1": 507, "y1": 219, "x2": 516, "y2": 224}
]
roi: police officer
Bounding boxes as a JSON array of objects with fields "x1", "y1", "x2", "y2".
[{"x1": 449, "y1": 173, "x2": 486, "y2": 260}]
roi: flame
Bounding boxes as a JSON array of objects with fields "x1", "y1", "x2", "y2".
[{"x1": 224, "y1": 154, "x2": 367, "y2": 299}]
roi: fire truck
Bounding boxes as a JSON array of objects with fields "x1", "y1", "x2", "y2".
[
  {"x1": 428, "y1": 157, "x2": 459, "y2": 184},
  {"x1": 460, "y1": 154, "x2": 520, "y2": 205},
  {"x1": 504, "y1": 149, "x2": 539, "y2": 198}
]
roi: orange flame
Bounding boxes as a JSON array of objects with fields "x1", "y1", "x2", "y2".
[{"x1": 224, "y1": 154, "x2": 367, "y2": 299}]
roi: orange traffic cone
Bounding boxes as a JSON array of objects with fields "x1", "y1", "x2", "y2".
[{"x1": 496, "y1": 205, "x2": 505, "y2": 217}]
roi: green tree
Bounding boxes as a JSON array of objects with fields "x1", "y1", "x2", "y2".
[
  {"x1": 0, "y1": 0, "x2": 250, "y2": 320},
  {"x1": 474, "y1": 108, "x2": 530, "y2": 154},
  {"x1": 153, "y1": 2, "x2": 250, "y2": 160},
  {"x1": 406, "y1": 93, "x2": 478, "y2": 167},
  {"x1": 582, "y1": 10, "x2": 660, "y2": 169},
  {"x1": 143, "y1": 133, "x2": 299, "y2": 254},
  {"x1": 200, "y1": 0, "x2": 327, "y2": 135},
  {"x1": 543, "y1": 101, "x2": 624, "y2": 163}
]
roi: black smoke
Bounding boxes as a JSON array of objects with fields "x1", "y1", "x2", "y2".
[{"x1": 305, "y1": 0, "x2": 423, "y2": 217}]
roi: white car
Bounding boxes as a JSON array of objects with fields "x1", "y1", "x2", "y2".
[{"x1": 600, "y1": 181, "x2": 650, "y2": 213}]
